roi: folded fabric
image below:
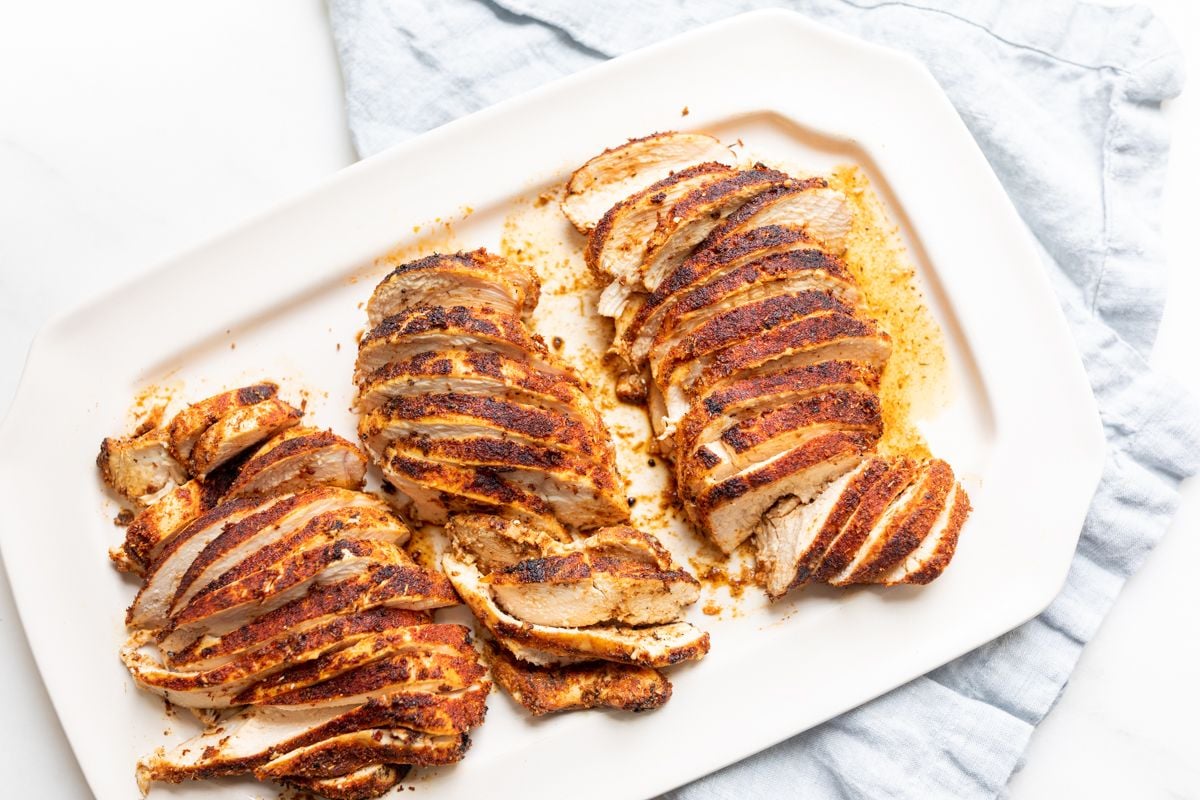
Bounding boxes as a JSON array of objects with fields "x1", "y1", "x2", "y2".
[{"x1": 327, "y1": 1, "x2": 1199, "y2": 796}]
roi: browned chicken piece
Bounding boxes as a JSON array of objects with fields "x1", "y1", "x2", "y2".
[
  {"x1": 136, "y1": 686, "x2": 485, "y2": 791},
  {"x1": 166, "y1": 383, "x2": 280, "y2": 463},
  {"x1": 700, "y1": 180, "x2": 853, "y2": 254},
  {"x1": 675, "y1": 361, "x2": 881, "y2": 460},
  {"x1": 383, "y1": 437, "x2": 627, "y2": 529},
  {"x1": 689, "y1": 430, "x2": 877, "y2": 554},
  {"x1": 677, "y1": 389, "x2": 884, "y2": 493},
  {"x1": 483, "y1": 639, "x2": 672, "y2": 716},
  {"x1": 358, "y1": 392, "x2": 608, "y2": 463},
  {"x1": 187, "y1": 396, "x2": 304, "y2": 479},
  {"x1": 226, "y1": 427, "x2": 367, "y2": 498},
  {"x1": 354, "y1": 304, "x2": 550, "y2": 385},
  {"x1": 829, "y1": 459, "x2": 955, "y2": 585},
  {"x1": 284, "y1": 764, "x2": 408, "y2": 800},
  {"x1": 588, "y1": 162, "x2": 738, "y2": 317},
  {"x1": 97, "y1": 426, "x2": 186, "y2": 508},
  {"x1": 640, "y1": 167, "x2": 796, "y2": 292},
  {"x1": 881, "y1": 483, "x2": 971, "y2": 585},
  {"x1": 472, "y1": 521, "x2": 697, "y2": 627},
  {"x1": 651, "y1": 289, "x2": 858, "y2": 397},
  {"x1": 757, "y1": 458, "x2": 889, "y2": 597},
  {"x1": 378, "y1": 444, "x2": 561, "y2": 526},
  {"x1": 617, "y1": 226, "x2": 832, "y2": 370},
  {"x1": 355, "y1": 349, "x2": 598, "y2": 426},
  {"x1": 444, "y1": 513, "x2": 572, "y2": 573},
  {"x1": 112, "y1": 478, "x2": 224, "y2": 574},
  {"x1": 444, "y1": 553, "x2": 709, "y2": 668},
  {"x1": 485, "y1": 547, "x2": 699, "y2": 628},
  {"x1": 758, "y1": 457, "x2": 971, "y2": 594},
  {"x1": 561, "y1": 131, "x2": 737, "y2": 233},
  {"x1": 367, "y1": 249, "x2": 540, "y2": 324}
]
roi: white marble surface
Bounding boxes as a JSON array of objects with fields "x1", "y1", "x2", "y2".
[{"x1": 0, "y1": 1, "x2": 1195, "y2": 798}]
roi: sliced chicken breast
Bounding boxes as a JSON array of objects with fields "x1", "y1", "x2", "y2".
[
  {"x1": 831, "y1": 459, "x2": 955, "y2": 585},
  {"x1": 354, "y1": 305, "x2": 548, "y2": 384},
  {"x1": 188, "y1": 397, "x2": 303, "y2": 479},
  {"x1": 667, "y1": 312, "x2": 892, "y2": 423},
  {"x1": 702, "y1": 183, "x2": 853, "y2": 254},
  {"x1": 97, "y1": 427, "x2": 186, "y2": 507},
  {"x1": 562, "y1": 132, "x2": 737, "y2": 233},
  {"x1": 485, "y1": 550, "x2": 699, "y2": 627},
  {"x1": 484, "y1": 639, "x2": 672, "y2": 716},
  {"x1": 379, "y1": 445, "x2": 557, "y2": 525},
  {"x1": 444, "y1": 513, "x2": 572, "y2": 573},
  {"x1": 367, "y1": 249, "x2": 540, "y2": 324},
  {"x1": 128, "y1": 494, "x2": 285, "y2": 629},
  {"x1": 226, "y1": 428, "x2": 367, "y2": 498},
  {"x1": 587, "y1": 162, "x2": 737, "y2": 315},
  {"x1": 689, "y1": 431, "x2": 874, "y2": 553},
  {"x1": 383, "y1": 437, "x2": 627, "y2": 528},
  {"x1": 648, "y1": 249, "x2": 862, "y2": 373},
  {"x1": 355, "y1": 349, "x2": 590, "y2": 421},
  {"x1": 255, "y1": 728, "x2": 470, "y2": 781},
  {"x1": 118, "y1": 478, "x2": 223, "y2": 572},
  {"x1": 679, "y1": 389, "x2": 883, "y2": 488},
  {"x1": 444, "y1": 554, "x2": 709, "y2": 668},
  {"x1": 809, "y1": 458, "x2": 921, "y2": 583},
  {"x1": 881, "y1": 483, "x2": 971, "y2": 585},
  {"x1": 167, "y1": 569, "x2": 448, "y2": 670},
  {"x1": 640, "y1": 167, "x2": 794, "y2": 292},
  {"x1": 358, "y1": 392, "x2": 607, "y2": 462},
  {"x1": 756, "y1": 458, "x2": 890, "y2": 596},
  {"x1": 166, "y1": 383, "x2": 279, "y2": 463},
  {"x1": 618, "y1": 226, "x2": 823, "y2": 367},
  {"x1": 285, "y1": 763, "x2": 406, "y2": 800},
  {"x1": 676, "y1": 360, "x2": 880, "y2": 457},
  {"x1": 651, "y1": 289, "x2": 856, "y2": 387}
]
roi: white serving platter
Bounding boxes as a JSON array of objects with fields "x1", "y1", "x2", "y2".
[{"x1": 0, "y1": 10, "x2": 1104, "y2": 800}]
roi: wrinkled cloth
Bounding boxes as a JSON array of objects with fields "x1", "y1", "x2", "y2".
[{"x1": 326, "y1": 1, "x2": 1198, "y2": 797}]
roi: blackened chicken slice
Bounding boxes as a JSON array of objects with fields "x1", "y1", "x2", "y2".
[
  {"x1": 675, "y1": 361, "x2": 881, "y2": 460},
  {"x1": 379, "y1": 444, "x2": 558, "y2": 526},
  {"x1": 639, "y1": 167, "x2": 796, "y2": 293},
  {"x1": 355, "y1": 349, "x2": 592, "y2": 423},
  {"x1": 880, "y1": 483, "x2": 971, "y2": 585},
  {"x1": 225, "y1": 427, "x2": 366, "y2": 498},
  {"x1": 367, "y1": 249, "x2": 540, "y2": 324},
  {"x1": 562, "y1": 131, "x2": 737, "y2": 233},
  {"x1": 483, "y1": 639, "x2": 672, "y2": 716},
  {"x1": 677, "y1": 388, "x2": 883, "y2": 491},
  {"x1": 354, "y1": 304, "x2": 550, "y2": 385},
  {"x1": 358, "y1": 392, "x2": 610, "y2": 463},
  {"x1": 587, "y1": 162, "x2": 737, "y2": 317},
  {"x1": 384, "y1": 437, "x2": 627, "y2": 529},
  {"x1": 830, "y1": 459, "x2": 955, "y2": 585},
  {"x1": 187, "y1": 397, "x2": 304, "y2": 479},
  {"x1": 689, "y1": 430, "x2": 875, "y2": 554},
  {"x1": 166, "y1": 383, "x2": 280, "y2": 463},
  {"x1": 757, "y1": 458, "x2": 889, "y2": 597},
  {"x1": 443, "y1": 554, "x2": 710, "y2": 668},
  {"x1": 97, "y1": 427, "x2": 186, "y2": 508},
  {"x1": 616, "y1": 226, "x2": 825, "y2": 369},
  {"x1": 701, "y1": 181, "x2": 853, "y2": 254},
  {"x1": 647, "y1": 248, "x2": 863, "y2": 378}
]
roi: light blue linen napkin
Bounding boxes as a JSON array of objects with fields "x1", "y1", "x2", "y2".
[{"x1": 327, "y1": 1, "x2": 1199, "y2": 796}]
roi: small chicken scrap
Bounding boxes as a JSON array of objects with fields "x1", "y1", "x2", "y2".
[
  {"x1": 444, "y1": 514, "x2": 707, "y2": 715},
  {"x1": 100, "y1": 385, "x2": 488, "y2": 800},
  {"x1": 563, "y1": 132, "x2": 972, "y2": 593}
]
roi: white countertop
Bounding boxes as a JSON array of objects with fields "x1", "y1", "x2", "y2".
[{"x1": 0, "y1": 2, "x2": 1195, "y2": 797}]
